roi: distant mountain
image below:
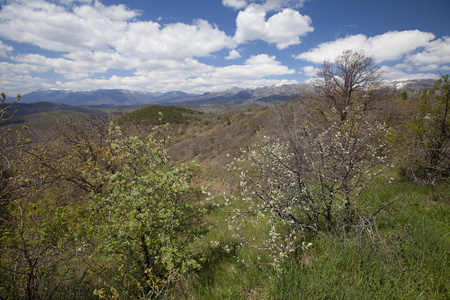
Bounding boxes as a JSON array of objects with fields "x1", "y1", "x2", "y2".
[
  {"x1": 19, "y1": 89, "x2": 170, "y2": 106},
  {"x1": 16, "y1": 79, "x2": 436, "y2": 107},
  {"x1": 0, "y1": 101, "x2": 104, "y2": 124},
  {"x1": 18, "y1": 84, "x2": 312, "y2": 107},
  {"x1": 386, "y1": 79, "x2": 437, "y2": 91}
]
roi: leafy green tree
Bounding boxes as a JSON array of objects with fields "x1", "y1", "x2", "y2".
[
  {"x1": 90, "y1": 123, "x2": 203, "y2": 299},
  {"x1": 405, "y1": 74, "x2": 450, "y2": 183}
]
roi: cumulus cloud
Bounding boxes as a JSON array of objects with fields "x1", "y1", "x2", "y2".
[
  {"x1": 0, "y1": 40, "x2": 13, "y2": 57},
  {"x1": 295, "y1": 30, "x2": 435, "y2": 63},
  {"x1": 54, "y1": 55, "x2": 296, "y2": 93},
  {"x1": 405, "y1": 36, "x2": 450, "y2": 70},
  {"x1": 301, "y1": 65, "x2": 318, "y2": 77},
  {"x1": 380, "y1": 66, "x2": 439, "y2": 81},
  {"x1": 0, "y1": 64, "x2": 50, "y2": 94},
  {"x1": 226, "y1": 49, "x2": 242, "y2": 60},
  {"x1": 0, "y1": 0, "x2": 235, "y2": 59},
  {"x1": 213, "y1": 54, "x2": 295, "y2": 80},
  {"x1": 234, "y1": 4, "x2": 313, "y2": 49},
  {"x1": 0, "y1": 0, "x2": 309, "y2": 94},
  {"x1": 296, "y1": 30, "x2": 450, "y2": 81},
  {"x1": 0, "y1": 1, "x2": 135, "y2": 52},
  {"x1": 222, "y1": 0, "x2": 247, "y2": 9},
  {"x1": 11, "y1": 53, "x2": 110, "y2": 79},
  {"x1": 114, "y1": 19, "x2": 235, "y2": 60}
]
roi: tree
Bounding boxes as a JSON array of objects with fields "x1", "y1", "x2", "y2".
[
  {"x1": 215, "y1": 51, "x2": 392, "y2": 264},
  {"x1": 0, "y1": 111, "x2": 114, "y2": 299},
  {"x1": 90, "y1": 123, "x2": 203, "y2": 299},
  {"x1": 316, "y1": 50, "x2": 383, "y2": 121},
  {"x1": 0, "y1": 91, "x2": 21, "y2": 205},
  {"x1": 405, "y1": 74, "x2": 450, "y2": 183}
]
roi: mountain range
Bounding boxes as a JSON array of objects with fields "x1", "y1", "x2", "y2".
[
  {"x1": 15, "y1": 83, "x2": 311, "y2": 107},
  {"x1": 13, "y1": 79, "x2": 436, "y2": 107}
]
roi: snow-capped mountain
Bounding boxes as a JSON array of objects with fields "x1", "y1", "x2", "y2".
[
  {"x1": 16, "y1": 79, "x2": 435, "y2": 107},
  {"x1": 18, "y1": 84, "x2": 312, "y2": 106}
]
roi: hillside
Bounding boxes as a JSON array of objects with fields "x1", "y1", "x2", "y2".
[{"x1": 1, "y1": 76, "x2": 448, "y2": 300}]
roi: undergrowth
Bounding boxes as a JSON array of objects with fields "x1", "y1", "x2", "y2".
[{"x1": 170, "y1": 180, "x2": 449, "y2": 299}]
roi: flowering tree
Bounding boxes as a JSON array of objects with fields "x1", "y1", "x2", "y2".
[
  {"x1": 214, "y1": 51, "x2": 391, "y2": 264},
  {"x1": 218, "y1": 102, "x2": 390, "y2": 263}
]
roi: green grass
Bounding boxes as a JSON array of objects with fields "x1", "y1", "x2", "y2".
[
  {"x1": 169, "y1": 180, "x2": 449, "y2": 299},
  {"x1": 267, "y1": 180, "x2": 449, "y2": 300}
]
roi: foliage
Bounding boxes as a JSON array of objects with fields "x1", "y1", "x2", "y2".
[
  {"x1": 0, "y1": 192, "x2": 86, "y2": 299},
  {"x1": 215, "y1": 102, "x2": 391, "y2": 264},
  {"x1": 118, "y1": 105, "x2": 201, "y2": 125},
  {"x1": 267, "y1": 181, "x2": 449, "y2": 300},
  {"x1": 172, "y1": 180, "x2": 449, "y2": 300},
  {"x1": 0, "y1": 92, "x2": 21, "y2": 204},
  {"x1": 89, "y1": 123, "x2": 203, "y2": 298},
  {"x1": 404, "y1": 74, "x2": 450, "y2": 183},
  {"x1": 1, "y1": 77, "x2": 448, "y2": 299},
  {"x1": 211, "y1": 51, "x2": 391, "y2": 265},
  {"x1": 0, "y1": 112, "x2": 111, "y2": 299}
]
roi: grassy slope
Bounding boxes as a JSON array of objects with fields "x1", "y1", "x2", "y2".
[
  {"x1": 159, "y1": 106, "x2": 448, "y2": 300},
  {"x1": 14, "y1": 103, "x2": 450, "y2": 299},
  {"x1": 167, "y1": 178, "x2": 449, "y2": 300}
]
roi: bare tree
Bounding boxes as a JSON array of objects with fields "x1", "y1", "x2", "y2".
[{"x1": 316, "y1": 50, "x2": 383, "y2": 121}]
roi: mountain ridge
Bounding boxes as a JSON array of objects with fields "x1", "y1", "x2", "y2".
[
  {"x1": 16, "y1": 84, "x2": 312, "y2": 106},
  {"x1": 13, "y1": 79, "x2": 436, "y2": 107}
]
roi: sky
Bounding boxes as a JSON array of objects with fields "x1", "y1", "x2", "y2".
[{"x1": 0, "y1": 0, "x2": 449, "y2": 95}]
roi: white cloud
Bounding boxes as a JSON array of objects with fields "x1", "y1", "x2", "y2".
[
  {"x1": 395, "y1": 63, "x2": 414, "y2": 72},
  {"x1": 0, "y1": 40, "x2": 13, "y2": 57},
  {"x1": 0, "y1": 61, "x2": 49, "y2": 75},
  {"x1": 295, "y1": 30, "x2": 435, "y2": 63},
  {"x1": 234, "y1": 5, "x2": 313, "y2": 49},
  {"x1": 405, "y1": 36, "x2": 450, "y2": 70},
  {"x1": 11, "y1": 54, "x2": 108, "y2": 79},
  {"x1": 113, "y1": 19, "x2": 235, "y2": 60},
  {"x1": 50, "y1": 55, "x2": 296, "y2": 94},
  {"x1": 212, "y1": 54, "x2": 295, "y2": 81},
  {"x1": 0, "y1": 0, "x2": 235, "y2": 59},
  {"x1": 226, "y1": 49, "x2": 242, "y2": 60},
  {"x1": 380, "y1": 66, "x2": 439, "y2": 81},
  {"x1": 0, "y1": 0, "x2": 135, "y2": 52},
  {"x1": 301, "y1": 65, "x2": 318, "y2": 77},
  {"x1": 0, "y1": 72, "x2": 50, "y2": 95},
  {"x1": 222, "y1": 0, "x2": 247, "y2": 9}
]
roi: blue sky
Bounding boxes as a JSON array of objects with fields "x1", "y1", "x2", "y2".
[{"x1": 0, "y1": 0, "x2": 449, "y2": 95}]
